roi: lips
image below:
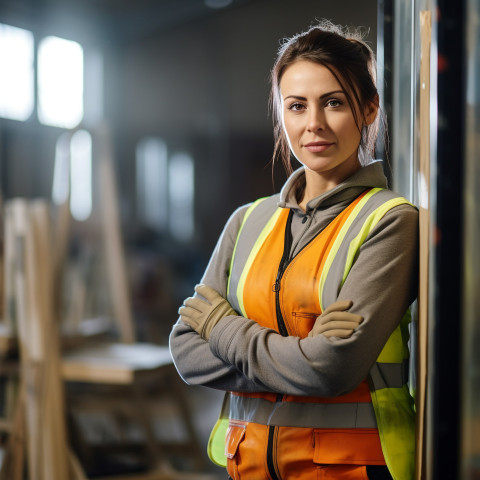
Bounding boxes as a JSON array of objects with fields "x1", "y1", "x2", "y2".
[{"x1": 304, "y1": 141, "x2": 334, "y2": 153}]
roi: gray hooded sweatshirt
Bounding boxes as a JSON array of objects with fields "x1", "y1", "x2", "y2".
[{"x1": 169, "y1": 162, "x2": 418, "y2": 398}]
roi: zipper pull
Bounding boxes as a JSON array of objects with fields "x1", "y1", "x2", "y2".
[{"x1": 273, "y1": 267, "x2": 284, "y2": 292}]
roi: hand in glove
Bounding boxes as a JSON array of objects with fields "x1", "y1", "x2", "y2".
[
  {"x1": 308, "y1": 300, "x2": 363, "y2": 338},
  {"x1": 179, "y1": 284, "x2": 236, "y2": 340}
]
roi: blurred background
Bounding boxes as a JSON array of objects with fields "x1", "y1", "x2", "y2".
[
  {"x1": 0, "y1": 0, "x2": 478, "y2": 479},
  {"x1": 0, "y1": 1, "x2": 380, "y2": 478},
  {"x1": 0, "y1": 0, "x2": 378, "y2": 342}
]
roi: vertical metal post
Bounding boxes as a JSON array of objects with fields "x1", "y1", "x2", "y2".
[
  {"x1": 429, "y1": 0, "x2": 466, "y2": 478},
  {"x1": 392, "y1": 0, "x2": 415, "y2": 200}
]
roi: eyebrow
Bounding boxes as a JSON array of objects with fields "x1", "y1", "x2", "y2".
[{"x1": 283, "y1": 90, "x2": 346, "y2": 101}]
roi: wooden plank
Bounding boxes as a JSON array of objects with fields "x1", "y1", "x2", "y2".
[
  {"x1": 0, "y1": 385, "x2": 26, "y2": 480},
  {"x1": 0, "y1": 204, "x2": 18, "y2": 358},
  {"x1": 97, "y1": 126, "x2": 136, "y2": 343},
  {"x1": 52, "y1": 197, "x2": 71, "y2": 323},
  {"x1": 416, "y1": 10, "x2": 432, "y2": 480},
  {"x1": 0, "y1": 205, "x2": 25, "y2": 480},
  {"x1": 62, "y1": 359, "x2": 135, "y2": 384},
  {"x1": 62, "y1": 342, "x2": 173, "y2": 384},
  {"x1": 10, "y1": 199, "x2": 42, "y2": 480},
  {"x1": 9, "y1": 199, "x2": 71, "y2": 480},
  {"x1": 68, "y1": 449, "x2": 88, "y2": 480},
  {"x1": 51, "y1": 132, "x2": 72, "y2": 326},
  {"x1": 30, "y1": 200, "x2": 70, "y2": 480},
  {"x1": 3, "y1": 203, "x2": 15, "y2": 334}
]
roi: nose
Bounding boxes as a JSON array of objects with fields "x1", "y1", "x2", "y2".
[{"x1": 307, "y1": 107, "x2": 326, "y2": 132}]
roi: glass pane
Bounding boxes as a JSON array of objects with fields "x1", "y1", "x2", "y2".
[
  {"x1": 0, "y1": 23, "x2": 34, "y2": 121},
  {"x1": 169, "y1": 152, "x2": 194, "y2": 241},
  {"x1": 136, "y1": 138, "x2": 168, "y2": 230},
  {"x1": 38, "y1": 36, "x2": 83, "y2": 128},
  {"x1": 70, "y1": 130, "x2": 92, "y2": 221}
]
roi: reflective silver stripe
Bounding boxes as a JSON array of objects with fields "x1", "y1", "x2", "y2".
[
  {"x1": 229, "y1": 395, "x2": 378, "y2": 429},
  {"x1": 369, "y1": 361, "x2": 408, "y2": 390},
  {"x1": 321, "y1": 189, "x2": 409, "y2": 307},
  {"x1": 227, "y1": 195, "x2": 279, "y2": 312}
]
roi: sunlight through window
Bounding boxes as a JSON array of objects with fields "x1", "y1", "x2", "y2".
[
  {"x1": 0, "y1": 23, "x2": 34, "y2": 121},
  {"x1": 70, "y1": 130, "x2": 92, "y2": 221},
  {"x1": 38, "y1": 36, "x2": 83, "y2": 128}
]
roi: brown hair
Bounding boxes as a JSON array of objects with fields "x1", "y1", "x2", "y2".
[{"x1": 270, "y1": 20, "x2": 381, "y2": 175}]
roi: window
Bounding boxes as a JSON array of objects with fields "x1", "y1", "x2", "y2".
[
  {"x1": 52, "y1": 130, "x2": 92, "y2": 221},
  {"x1": 136, "y1": 139, "x2": 195, "y2": 241},
  {"x1": 0, "y1": 23, "x2": 100, "y2": 131},
  {"x1": 169, "y1": 152, "x2": 194, "y2": 242},
  {"x1": 0, "y1": 23, "x2": 34, "y2": 121},
  {"x1": 136, "y1": 138, "x2": 168, "y2": 230},
  {"x1": 70, "y1": 130, "x2": 92, "y2": 221},
  {"x1": 37, "y1": 36, "x2": 84, "y2": 128}
]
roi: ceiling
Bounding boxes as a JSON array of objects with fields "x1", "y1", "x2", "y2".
[{"x1": 0, "y1": 0, "x2": 255, "y2": 45}]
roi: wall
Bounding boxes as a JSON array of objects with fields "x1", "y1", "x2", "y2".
[{"x1": 111, "y1": 0, "x2": 377, "y2": 263}]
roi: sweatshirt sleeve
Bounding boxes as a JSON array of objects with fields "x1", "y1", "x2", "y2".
[
  {"x1": 169, "y1": 204, "x2": 265, "y2": 392},
  {"x1": 207, "y1": 204, "x2": 419, "y2": 397}
]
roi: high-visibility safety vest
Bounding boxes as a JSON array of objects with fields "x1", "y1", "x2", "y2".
[{"x1": 208, "y1": 188, "x2": 416, "y2": 480}]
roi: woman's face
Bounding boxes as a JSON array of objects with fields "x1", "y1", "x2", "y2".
[{"x1": 280, "y1": 60, "x2": 376, "y2": 187}]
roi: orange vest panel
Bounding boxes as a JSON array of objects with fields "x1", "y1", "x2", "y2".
[{"x1": 232, "y1": 190, "x2": 385, "y2": 469}]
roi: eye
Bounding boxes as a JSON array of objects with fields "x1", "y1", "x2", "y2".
[
  {"x1": 287, "y1": 102, "x2": 306, "y2": 112},
  {"x1": 326, "y1": 98, "x2": 343, "y2": 108}
]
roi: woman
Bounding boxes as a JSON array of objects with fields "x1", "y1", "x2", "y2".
[{"x1": 169, "y1": 21, "x2": 418, "y2": 480}]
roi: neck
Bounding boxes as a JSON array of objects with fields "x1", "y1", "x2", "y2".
[{"x1": 299, "y1": 160, "x2": 361, "y2": 211}]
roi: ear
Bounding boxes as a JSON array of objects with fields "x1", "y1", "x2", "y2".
[{"x1": 364, "y1": 94, "x2": 379, "y2": 126}]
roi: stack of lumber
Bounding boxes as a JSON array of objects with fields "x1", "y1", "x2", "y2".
[
  {"x1": 0, "y1": 126, "x2": 216, "y2": 480},
  {"x1": 0, "y1": 199, "x2": 71, "y2": 480}
]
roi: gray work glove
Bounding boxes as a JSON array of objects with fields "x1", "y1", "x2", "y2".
[
  {"x1": 179, "y1": 284, "x2": 236, "y2": 340},
  {"x1": 308, "y1": 300, "x2": 363, "y2": 338}
]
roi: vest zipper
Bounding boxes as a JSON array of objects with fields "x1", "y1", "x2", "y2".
[
  {"x1": 262, "y1": 200, "x2": 366, "y2": 479},
  {"x1": 267, "y1": 211, "x2": 294, "y2": 480},
  {"x1": 271, "y1": 210, "x2": 294, "y2": 337}
]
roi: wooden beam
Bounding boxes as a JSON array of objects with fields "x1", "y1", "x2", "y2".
[
  {"x1": 416, "y1": 10, "x2": 432, "y2": 480},
  {"x1": 97, "y1": 126, "x2": 135, "y2": 344}
]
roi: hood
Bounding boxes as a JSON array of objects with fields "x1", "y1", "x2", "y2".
[{"x1": 277, "y1": 161, "x2": 389, "y2": 211}]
